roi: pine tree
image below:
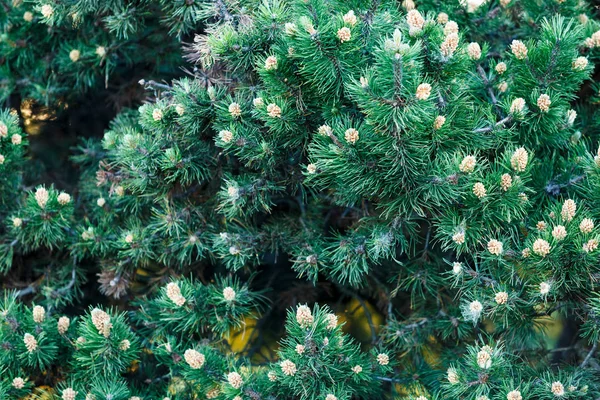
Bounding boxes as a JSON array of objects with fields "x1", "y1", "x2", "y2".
[{"x1": 2, "y1": 0, "x2": 600, "y2": 399}]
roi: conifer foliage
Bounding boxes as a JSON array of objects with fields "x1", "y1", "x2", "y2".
[{"x1": 2, "y1": 0, "x2": 600, "y2": 399}]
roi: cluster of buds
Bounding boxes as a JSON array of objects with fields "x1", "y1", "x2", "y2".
[
  {"x1": 91, "y1": 308, "x2": 112, "y2": 337},
  {"x1": 166, "y1": 282, "x2": 186, "y2": 307}
]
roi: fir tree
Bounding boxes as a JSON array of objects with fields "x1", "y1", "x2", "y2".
[{"x1": 2, "y1": 0, "x2": 600, "y2": 399}]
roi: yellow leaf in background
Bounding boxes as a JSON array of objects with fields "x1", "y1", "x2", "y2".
[
  {"x1": 168, "y1": 376, "x2": 187, "y2": 395},
  {"x1": 341, "y1": 298, "x2": 384, "y2": 344},
  {"x1": 227, "y1": 315, "x2": 258, "y2": 353},
  {"x1": 22, "y1": 386, "x2": 55, "y2": 400},
  {"x1": 422, "y1": 343, "x2": 441, "y2": 367}
]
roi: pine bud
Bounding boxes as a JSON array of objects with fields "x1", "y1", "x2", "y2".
[
  {"x1": 120, "y1": 339, "x2": 131, "y2": 350},
  {"x1": 578, "y1": 14, "x2": 589, "y2": 24},
  {"x1": 295, "y1": 344, "x2": 305, "y2": 354},
  {"x1": 124, "y1": 233, "x2": 134, "y2": 243},
  {"x1": 284, "y1": 23, "x2": 297, "y2": 35},
  {"x1": 228, "y1": 102, "x2": 242, "y2": 118},
  {"x1": 495, "y1": 62, "x2": 507, "y2": 74},
  {"x1": 0, "y1": 121, "x2": 7, "y2": 137},
  {"x1": 510, "y1": 147, "x2": 528, "y2": 172},
  {"x1": 97, "y1": 197, "x2": 106, "y2": 207},
  {"x1": 337, "y1": 27, "x2": 352, "y2": 42},
  {"x1": 296, "y1": 305, "x2": 314, "y2": 327},
  {"x1": 344, "y1": 128, "x2": 359, "y2": 144},
  {"x1": 69, "y1": 50, "x2": 80, "y2": 62},
  {"x1": 307, "y1": 163, "x2": 317, "y2": 174},
  {"x1": 536, "y1": 221, "x2": 547, "y2": 231},
  {"x1": 12, "y1": 217, "x2": 22, "y2": 228},
  {"x1": 57, "y1": 316, "x2": 70, "y2": 334},
  {"x1": 447, "y1": 367, "x2": 459, "y2": 384},
  {"x1": 227, "y1": 186, "x2": 239, "y2": 199},
  {"x1": 23, "y1": 333, "x2": 38, "y2": 352},
  {"x1": 318, "y1": 125, "x2": 332, "y2": 136},
  {"x1": 440, "y1": 33, "x2": 459, "y2": 57},
  {"x1": 468, "y1": 300, "x2": 483, "y2": 320},
  {"x1": 152, "y1": 108, "x2": 163, "y2": 121},
  {"x1": 280, "y1": 360, "x2": 297, "y2": 376},
  {"x1": 487, "y1": 239, "x2": 503, "y2": 255},
  {"x1": 495, "y1": 291, "x2": 509, "y2": 304},
  {"x1": 477, "y1": 349, "x2": 492, "y2": 368},
  {"x1": 229, "y1": 245, "x2": 240, "y2": 255},
  {"x1": 57, "y1": 192, "x2": 71, "y2": 205},
  {"x1": 223, "y1": 286, "x2": 236, "y2": 301},
  {"x1": 266, "y1": 103, "x2": 282, "y2": 118},
  {"x1": 343, "y1": 10, "x2": 357, "y2": 26},
  {"x1": 572, "y1": 57, "x2": 588, "y2": 71},
  {"x1": 532, "y1": 238, "x2": 551, "y2": 257},
  {"x1": 510, "y1": 40, "x2": 528, "y2": 59},
  {"x1": 35, "y1": 187, "x2": 49, "y2": 208},
  {"x1": 360, "y1": 76, "x2": 368, "y2": 88},
  {"x1": 583, "y1": 239, "x2": 598, "y2": 253},
  {"x1": 41, "y1": 4, "x2": 54, "y2": 18},
  {"x1": 537, "y1": 94, "x2": 551, "y2": 113},
  {"x1": 184, "y1": 349, "x2": 205, "y2": 369},
  {"x1": 175, "y1": 104, "x2": 185, "y2": 116},
  {"x1": 552, "y1": 225, "x2": 566, "y2": 240},
  {"x1": 326, "y1": 395, "x2": 338, "y2": 400},
  {"x1": 459, "y1": 155, "x2": 476, "y2": 173},
  {"x1": 268, "y1": 371, "x2": 277, "y2": 381},
  {"x1": 452, "y1": 262, "x2": 463, "y2": 274},
  {"x1": 551, "y1": 382, "x2": 565, "y2": 396},
  {"x1": 264, "y1": 56, "x2": 278, "y2": 70},
  {"x1": 12, "y1": 134, "x2": 22, "y2": 145},
  {"x1": 506, "y1": 390, "x2": 522, "y2": 400},
  {"x1": 500, "y1": 173, "x2": 512, "y2": 191},
  {"x1": 433, "y1": 115, "x2": 446, "y2": 130},
  {"x1": 510, "y1": 98, "x2": 526, "y2": 114},
  {"x1": 91, "y1": 308, "x2": 112, "y2": 337},
  {"x1": 166, "y1": 282, "x2": 186, "y2": 307},
  {"x1": 450, "y1": 226, "x2": 466, "y2": 243},
  {"x1": 96, "y1": 46, "x2": 106, "y2": 57},
  {"x1": 497, "y1": 81, "x2": 508, "y2": 93},
  {"x1": 437, "y1": 12, "x2": 449, "y2": 24},
  {"x1": 352, "y1": 365, "x2": 363, "y2": 374},
  {"x1": 467, "y1": 42, "x2": 482, "y2": 60},
  {"x1": 227, "y1": 372, "x2": 243, "y2": 388},
  {"x1": 580, "y1": 218, "x2": 594, "y2": 234},
  {"x1": 62, "y1": 388, "x2": 78, "y2": 400},
  {"x1": 402, "y1": 0, "x2": 415, "y2": 10},
  {"x1": 23, "y1": 11, "x2": 33, "y2": 22},
  {"x1": 473, "y1": 182, "x2": 486, "y2": 198},
  {"x1": 539, "y1": 282, "x2": 551, "y2": 295},
  {"x1": 32, "y1": 305, "x2": 45, "y2": 323},
  {"x1": 415, "y1": 83, "x2": 432, "y2": 100},
  {"x1": 253, "y1": 97, "x2": 264, "y2": 108},
  {"x1": 12, "y1": 377, "x2": 25, "y2": 389},
  {"x1": 561, "y1": 199, "x2": 576, "y2": 222},
  {"x1": 444, "y1": 21, "x2": 459, "y2": 35},
  {"x1": 325, "y1": 313, "x2": 338, "y2": 329},
  {"x1": 218, "y1": 130, "x2": 233, "y2": 143},
  {"x1": 406, "y1": 10, "x2": 425, "y2": 30},
  {"x1": 377, "y1": 353, "x2": 389, "y2": 365}
]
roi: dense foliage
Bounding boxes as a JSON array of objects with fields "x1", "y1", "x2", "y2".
[{"x1": 2, "y1": 0, "x2": 600, "y2": 399}]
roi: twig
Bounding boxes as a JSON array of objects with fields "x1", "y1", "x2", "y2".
[
  {"x1": 476, "y1": 64, "x2": 498, "y2": 105},
  {"x1": 473, "y1": 115, "x2": 512, "y2": 133},
  {"x1": 55, "y1": 267, "x2": 77, "y2": 295},
  {"x1": 545, "y1": 175, "x2": 585, "y2": 196},
  {"x1": 581, "y1": 342, "x2": 598, "y2": 368}
]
